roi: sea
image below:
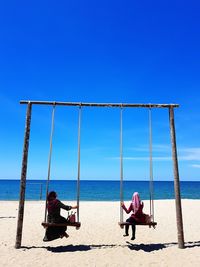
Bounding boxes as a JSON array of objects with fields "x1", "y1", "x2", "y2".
[{"x1": 0, "y1": 180, "x2": 200, "y2": 201}]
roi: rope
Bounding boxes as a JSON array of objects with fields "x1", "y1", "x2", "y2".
[
  {"x1": 76, "y1": 105, "x2": 82, "y2": 223},
  {"x1": 120, "y1": 106, "x2": 124, "y2": 223},
  {"x1": 44, "y1": 105, "x2": 56, "y2": 222},
  {"x1": 148, "y1": 107, "x2": 154, "y2": 222}
]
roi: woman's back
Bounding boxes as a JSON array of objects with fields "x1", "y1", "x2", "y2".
[{"x1": 47, "y1": 199, "x2": 61, "y2": 223}]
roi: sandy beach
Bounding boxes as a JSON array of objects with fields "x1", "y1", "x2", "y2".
[{"x1": 0, "y1": 200, "x2": 200, "y2": 267}]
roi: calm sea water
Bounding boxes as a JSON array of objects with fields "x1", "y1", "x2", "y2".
[{"x1": 0, "y1": 180, "x2": 200, "y2": 201}]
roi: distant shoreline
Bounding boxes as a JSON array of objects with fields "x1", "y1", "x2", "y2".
[{"x1": 1, "y1": 179, "x2": 200, "y2": 182}]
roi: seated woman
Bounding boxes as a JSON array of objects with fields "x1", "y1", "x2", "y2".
[
  {"x1": 121, "y1": 192, "x2": 147, "y2": 240},
  {"x1": 43, "y1": 191, "x2": 77, "y2": 242}
]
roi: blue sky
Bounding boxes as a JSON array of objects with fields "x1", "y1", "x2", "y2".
[{"x1": 0, "y1": 0, "x2": 200, "y2": 181}]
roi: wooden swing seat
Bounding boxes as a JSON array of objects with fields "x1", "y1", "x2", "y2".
[
  {"x1": 41, "y1": 222, "x2": 81, "y2": 228},
  {"x1": 118, "y1": 221, "x2": 157, "y2": 228}
]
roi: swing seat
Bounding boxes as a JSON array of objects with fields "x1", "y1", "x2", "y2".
[
  {"x1": 118, "y1": 221, "x2": 157, "y2": 228},
  {"x1": 41, "y1": 222, "x2": 81, "y2": 229}
]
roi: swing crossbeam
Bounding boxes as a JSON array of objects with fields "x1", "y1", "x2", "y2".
[
  {"x1": 41, "y1": 222, "x2": 81, "y2": 228},
  {"x1": 20, "y1": 100, "x2": 179, "y2": 108}
]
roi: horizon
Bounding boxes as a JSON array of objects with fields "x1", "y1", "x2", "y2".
[{"x1": 1, "y1": 178, "x2": 200, "y2": 182}]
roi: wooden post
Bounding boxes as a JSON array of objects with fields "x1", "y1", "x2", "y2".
[
  {"x1": 169, "y1": 107, "x2": 184, "y2": 249},
  {"x1": 15, "y1": 102, "x2": 32, "y2": 249}
]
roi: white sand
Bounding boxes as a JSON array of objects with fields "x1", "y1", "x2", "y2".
[{"x1": 0, "y1": 200, "x2": 200, "y2": 267}]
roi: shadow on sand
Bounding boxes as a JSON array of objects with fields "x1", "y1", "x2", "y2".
[
  {"x1": 21, "y1": 244, "x2": 121, "y2": 252},
  {"x1": 126, "y1": 240, "x2": 200, "y2": 252},
  {"x1": 126, "y1": 241, "x2": 174, "y2": 252},
  {"x1": 184, "y1": 241, "x2": 200, "y2": 249},
  {"x1": 20, "y1": 240, "x2": 200, "y2": 253},
  {"x1": 0, "y1": 216, "x2": 16, "y2": 219}
]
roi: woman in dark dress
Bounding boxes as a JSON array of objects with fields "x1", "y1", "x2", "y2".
[
  {"x1": 43, "y1": 191, "x2": 78, "y2": 242},
  {"x1": 121, "y1": 192, "x2": 147, "y2": 240}
]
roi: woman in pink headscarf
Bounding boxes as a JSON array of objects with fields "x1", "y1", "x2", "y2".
[{"x1": 121, "y1": 192, "x2": 146, "y2": 240}]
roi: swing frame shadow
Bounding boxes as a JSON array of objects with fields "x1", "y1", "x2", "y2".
[{"x1": 15, "y1": 101, "x2": 184, "y2": 249}]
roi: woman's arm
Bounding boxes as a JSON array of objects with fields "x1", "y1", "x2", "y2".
[
  {"x1": 141, "y1": 201, "x2": 144, "y2": 212},
  {"x1": 121, "y1": 202, "x2": 131, "y2": 214},
  {"x1": 58, "y1": 200, "x2": 72, "y2": 211},
  {"x1": 71, "y1": 205, "x2": 78, "y2": 209},
  {"x1": 127, "y1": 203, "x2": 133, "y2": 214}
]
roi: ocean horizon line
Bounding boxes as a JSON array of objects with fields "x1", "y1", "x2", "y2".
[
  {"x1": 0, "y1": 178, "x2": 200, "y2": 182},
  {"x1": 1, "y1": 179, "x2": 200, "y2": 201}
]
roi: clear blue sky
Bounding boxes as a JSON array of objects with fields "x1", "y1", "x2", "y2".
[{"x1": 0, "y1": 0, "x2": 200, "y2": 181}]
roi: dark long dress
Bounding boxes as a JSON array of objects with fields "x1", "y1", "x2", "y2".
[
  {"x1": 43, "y1": 199, "x2": 72, "y2": 242},
  {"x1": 122, "y1": 202, "x2": 146, "y2": 238}
]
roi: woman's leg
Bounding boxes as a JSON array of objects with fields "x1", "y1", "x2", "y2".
[
  {"x1": 61, "y1": 232, "x2": 69, "y2": 239},
  {"x1": 129, "y1": 217, "x2": 136, "y2": 240},
  {"x1": 56, "y1": 216, "x2": 68, "y2": 238},
  {"x1": 123, "y1": 217, "x2": 132, "y2": 236}
]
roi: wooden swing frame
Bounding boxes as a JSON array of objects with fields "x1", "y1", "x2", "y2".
[{"x1": 15, "y1": 101, "x2": 184, "y2": 249}]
